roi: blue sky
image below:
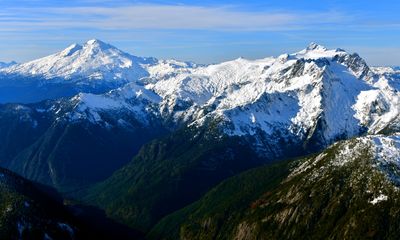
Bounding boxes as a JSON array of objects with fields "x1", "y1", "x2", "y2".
[{"x1": 0, "y1": 0, "x2": 400, "y2": 66}]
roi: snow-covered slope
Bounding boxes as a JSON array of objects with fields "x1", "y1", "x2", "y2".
[
  {"x1": 0, "y1": 39, "x2": 198, "y2": 85},
  {"x1": 65, "y1": 82, "x2": 162, "y2": 127},
  {"x1": 371, "y1": 66, "x2": 400, "y2": 90},
  {"x1": 371, "y1": 66, "x2": 400, "y2": 75},
  {"x1": 0, "y1": 40, "x2": 197, "y2": 103},
  {"x1": 293, "y1": 133, "x2": 400, "y2": 183},
  {"x1": 1, "y1": 39, "x2": 156, "y2": 83},
  {"x1": 61, "y1": 42, "x2": 399, "y2": 154},
  {"x1": 2, "y1": 41, "x2": 399, "y2": 156}
]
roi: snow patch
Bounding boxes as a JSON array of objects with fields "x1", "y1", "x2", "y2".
[
  {"x1": 370, "y1": 194, "x2": 388, "y2": 205},
  {"x1": 76, "y1": 93, "x2": 123, "y2": 110}
]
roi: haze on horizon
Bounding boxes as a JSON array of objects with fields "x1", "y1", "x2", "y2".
[{"x1": 0, "y1": 0, "x2": 399, "y2": 66}]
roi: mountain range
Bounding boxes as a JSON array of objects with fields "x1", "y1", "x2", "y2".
[
  {"x1": 0, "y1": 39, "x2": 399, "y2": 239},
  {"x1": 0, "y1": 61, "x2": 17, "y2": 69}
]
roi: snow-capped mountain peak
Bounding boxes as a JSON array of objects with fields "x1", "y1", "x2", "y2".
[
  {"x1": 1, "y1": 39, "x2": 151, "y2": 82},
  {"x1": 293, "y1": 42, "x2": 346, "y2": 60},
  {"x1": 0, "y1": 39, "x2": 200, "y2": 103},
  {"x1": 306, "y1": 42, "x2": 327, "y2": 51},
  {"x1": 81, "y1": 39, "x2": 120, "y2": 55},
  {"x1": 86, "y1": 38, "x2": 104, "y2": 45}
]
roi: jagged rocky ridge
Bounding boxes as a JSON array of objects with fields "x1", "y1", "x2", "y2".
[
  {"x1": 5, "y1": 41, "x2": 397, "y2": 157},
  {"x1": 60, "y1": 43, "x2": 400, "y2": 149},
  {"x1": 150, "y1": 134, "x2": 400, "y2": 240}
]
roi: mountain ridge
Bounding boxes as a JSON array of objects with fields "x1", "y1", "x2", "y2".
[
  {"x1": 0, "y1": 61, "x2": 17, "y2": 69},
  {"x1": 0, "y1": 40, "x2": 398, "y2": 237},
  {"x1": 0, "y1": 39, "x2": 194, "y2": 103},
  {"x1": 48, "y1": 41, "x2": 399, "y2": 155},
  {"x1": 149, "y1": 133, "x2": 400, "y2": 240}
]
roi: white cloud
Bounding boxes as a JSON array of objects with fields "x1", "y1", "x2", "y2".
[{"x1": 0, "y1": 4, "x2": 350, "y2": 31}]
